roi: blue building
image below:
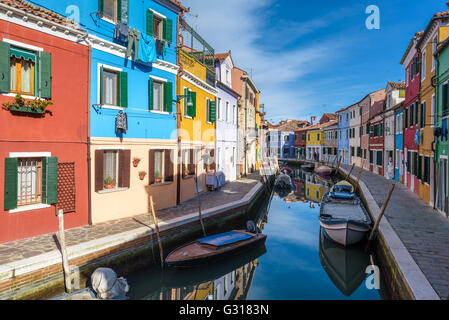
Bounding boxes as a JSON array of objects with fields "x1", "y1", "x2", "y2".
[
  {"x1": 33, "y1": 0, "x2": 187, "y2": 223},
  {"x1": 281, "y1": 132, "x2": 295, "y2": 159},
  {"x1": 394, "y1": 105, "x2": 404, "y2": 183},
  {"x1": 337, "y1": 107, "x2": 350, "y2": 164}
]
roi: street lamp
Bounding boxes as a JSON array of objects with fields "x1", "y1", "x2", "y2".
[{"x1": 176, "y1": 93, "x2": 193, "y2": 107}]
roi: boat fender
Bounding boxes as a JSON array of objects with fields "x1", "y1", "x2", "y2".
[
  {"x1": 246, "y1": 220, "x2": 257, "y2": 233},
  {"x1": 91, "y1": 267, "x2": 129, "y2": 299}
]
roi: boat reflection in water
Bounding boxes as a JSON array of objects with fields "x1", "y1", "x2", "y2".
[
  {"x1": 318, "y1": 228, "x2": 370, "y2": 296},
  {"x1": 132, "y1": 244, "x2": 267, "y2": 300}
]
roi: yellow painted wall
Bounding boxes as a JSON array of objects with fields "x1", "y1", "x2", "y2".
[
  {"x1": 180, "y1": 50, "x2": 206, "y2": 82},
  {"x1": 306, "y1": 183, "x2": 325, "y2": 203},
  {"x1": 306, "y1": 129, "x2": 324, "y2": 146}
]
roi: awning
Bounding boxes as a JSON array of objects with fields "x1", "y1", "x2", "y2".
[{"x1": 10, "y1": 47, "x2": 36, "y2": 63}]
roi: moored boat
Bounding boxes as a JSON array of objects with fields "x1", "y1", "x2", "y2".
[
  {"x1": 274, "y1": 173, "x2": 294, "y2": 189},
  {"x1": 165, "y1": 230, "x2": 267, "y2": 268},
  {"x1": 302, "y1": 164, "x2": 314, "y2": 171},
  {"x1": 315, "y1": 165, "x2": 333, "y2": 177},
  {"x1": 319, "y1": 193, "x2": 372, "y2": 246},
  {"x1": 329, "y1": 181, "x2": 355, "y2": 200}
]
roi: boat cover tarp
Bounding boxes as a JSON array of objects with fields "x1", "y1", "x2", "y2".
[
  {"x1": 198, "y1": 231, "x2": 253, "y2": 247},
  {"x1": 322, "y1": 203, "x2": 370, "y2": 224},
  {"x1": 330, "y1": 191, "x2": 355, "y2": 199}
]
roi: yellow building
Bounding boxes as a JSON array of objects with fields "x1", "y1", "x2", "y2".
[
  {"x1": 416, "y1": 20, "x2": 449, "y2": 205},
  {"x1": 306, "y1": 124, "x2": 324, "y2": 161},
  {"x1": 177, "y1": 22, "x2": 217, "y2": 203}
]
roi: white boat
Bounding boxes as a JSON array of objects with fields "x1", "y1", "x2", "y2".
[{"x1": 319, "y1": 193, "x2": 372, "y2": 246}]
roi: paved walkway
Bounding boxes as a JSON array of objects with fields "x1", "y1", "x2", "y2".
[
  {"x1": 0, "y1": 173, "x2": 260, "y2": 266},
  {"x1": 341, "y1": 164, "x2": 449, "y2": 300}
]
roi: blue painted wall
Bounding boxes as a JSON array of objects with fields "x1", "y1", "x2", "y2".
[
  {"x1": 32, "y1": 0, "x2": 180, "y2": 140},
  {"x1": 394, "y1": 109, "x2": 403, "y2": 182},
  {"x1": 337, "y1": 110, "x2": 350, "y2": 163},
  {"x1": 281, "y1": 132, "x2": 295, "y2": 158}
]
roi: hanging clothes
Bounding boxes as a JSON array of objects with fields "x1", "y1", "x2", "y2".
[
  {"x1": 414, "y1": 129, "x2": 421, "y2": 146},
  {"x1": 114, "y1": 23, "x2": 129, "y2": 44},
  {"x1": 116, "y1": 111, "x2": 128, "y2": 134},
  {"x1": 155, "y1": 39, "x2": 166, "y2": 56},
  {"x1": 138, "y1": 32, "x2": 157, "y2": 64},
  {"x1": 126, "y1": 28, "x2": 139, "y2": 61}
]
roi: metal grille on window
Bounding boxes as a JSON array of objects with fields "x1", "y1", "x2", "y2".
[
  {"x1": 57, "y1": 162, "x2": 76, "y2": 213},
  {"x1": 17, "y1": 158, "x2": 42, "y2": 206}
]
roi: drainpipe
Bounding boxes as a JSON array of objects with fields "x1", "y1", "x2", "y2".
[
  {"x1": 176, "y1": 10, "x2": 186, "y2": 206},
  {"x1": 433, "y1": 50, "x2": 439, "y2": 210},
  {"x1": 244, "y1": 78, "x2": 248, "y2": 176}
]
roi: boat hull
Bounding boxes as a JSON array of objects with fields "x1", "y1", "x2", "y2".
[
  {"x1": 319, "y1": 219, "x2": 370, "y2": 246},
  {"x1": 165, "y1": 232, "x2": 267, "y2": 268}
]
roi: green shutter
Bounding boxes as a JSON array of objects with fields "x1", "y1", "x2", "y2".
[
  {"x1": 120, "y1": 72, "x2": 128, "y2": 107},
  {"x1": 99, "y1": 66, "x2": 104, "y2": 105},
  {"x1": 164, "y1": 81, "x2": 173, "y2": 113},
  {"x1": 0, "y1": 41, "x2": 10, "y2": 93},
  {"x1": 148, "y1": 78, "x2": 154, "y2": 110},
  {"x1": 164, "y1": 19, "x2": 173, "y2": 43},
  {"x1": 40, "y1": 51, "x2": 52, "y2": 99},
  {"x1": 210, "y1": 101, "x2": 216, "y2": 123},
  {"x1": 117, "y1": 0, "x2": 129, "y2": 24},
  {"x1": 184, "y1": 88, "x2": 188, "y2": 116},
  {"x1": 163, "y1": 18, "x2": 167, "y2": 41},
  {"x1": 42, "y1": 157, "x2": 58, "y2": 205},
  {"x1": 146, "y1": 10, "x2": 154, "y2": 36},
  {"x1": 190, "y1": 91, "x2": 196, "y2": 118},
  {"x1": 99, "y1": 0, "x2": 104, "y2": 14},
  {"x1": 4, "y1": 158, "x2": 18, "y2": 211}
]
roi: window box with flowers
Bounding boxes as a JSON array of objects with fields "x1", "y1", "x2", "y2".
[{"x1": 2, "y1": 94, "x2": 53, "y2": 115}]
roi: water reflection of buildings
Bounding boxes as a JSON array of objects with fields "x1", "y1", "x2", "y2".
[{"x1": 305, "y1": 172, "x2": 327, "y2": 203}]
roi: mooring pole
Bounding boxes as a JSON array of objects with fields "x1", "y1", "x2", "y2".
[
  {"x1": 365, "y1": 184, "x2": 396, "y2": 252},
  {"x1": 345, "y1": 163, "x2": 356, "y2": 181},
  {"x1": 335, "y1": 156, "x2": 342, "y2": 172},
  {"x1": 57, "y1": 209, "x2": 72, "y2": 293},
  {"x1": 356, "y1": 160, "x2": 365, "y2": 186},
  {"x1": 149, "y1": 196, "x2": 164, "y2": 268},
  {"x1": 195, "y1": 174, "x2": 207, "y2": 237}
]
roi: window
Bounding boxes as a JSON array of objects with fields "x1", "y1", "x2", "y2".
[
  {"x1": 217, "y1": 98, "x2": 221, "y2": 120},
  {"x1": 95, "y1": 150, "x2": 130, "y2": 192},
  {"x1": 150, "y1": 149, "x2": 174, "y2": 184},
  {"x1": 103, "y1": 150, "x2": 118, "y2": 189},
  {"x1": 432, "y1": 37, "x2": 437, "y2": 70},
  {"x1": 100, "y1": 0, "x2": 129, "y2": 24},
  {"x1": 422, "y1": 50, "x2": 426, "y2": 81},
  {"x1": 396, "y1": 150, "x2": 400, "y2": 169},
  {"x1": 10, "y1": 50, "x2": 35, "y2": 96},
  {"x1": 377, "y1": 151, "x2": 383, "y2": 166},
  {"x1": 424, "y1": 156, "x2": 430, "y2": 184},
  {"x1": 103, "y1": 70, "x2": 117, "y2": 106},
  {"x1": 233, "y1": 105, "x2": 236, "y2": 124},
  {"x1": 226, "y1": 69, "x2": 230, "y2": 83},
  {"x1": 226, "y1": 102, "x2": 229, "y2": 122},
  {"x1": 285, "y1": 135, "x2": 289, "y2": 142},
  {"x1": 183, "y1": 88, "x2": 196, "y2": 118},
  {"x1": 153, "y1": 81, "x2": 163, "y2": 111},
  {"x1": 420, "y1": 102, "x2": 426, "y2": 128},
  {"x1": 146, "y1": 10, "x2": 172, "y2": 43},
  {"x1": 4, "y1": 156, "x2": 58, "y2": 211},
  {"x1": 100, "y1": 66, "x2": 128, "y2": 107},
  {"x1": 431, "y1": 94, "x2": 435, "y2": 126},
  {"x1": 370, "y1": 150, "x2": 374, "y2": 164},
  {"x1": 407, "y1": 151, "x2": 411, "y2": 173},
  {"x1": 443, "y1": 83, "x2": 449, "y2": 114},
  {"x1": 351, "y1": 147, "x2": 355, "y2": 157},
  {"x1": 317, "y1": 133, "x2": 320, "y2": 141}
]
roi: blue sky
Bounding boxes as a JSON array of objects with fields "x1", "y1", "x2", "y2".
[{"x1": 183, "y1": 0, "x2": 448, "y2": 124}]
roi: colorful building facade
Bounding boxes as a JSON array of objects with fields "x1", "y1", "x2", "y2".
[
  {"x1": 336, "y1": 107, "x2": 350, "y2": 164},
  {"x1": 0, "y1": 0, "x2": 90, "y2": 243},
  {"x1": 369, "y1": 99, "x2": 386, "y2": 176}
]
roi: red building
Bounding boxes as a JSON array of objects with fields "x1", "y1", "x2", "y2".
[
  {"x1": 401, "y1": 31, "x2": 423, "y2": 195},
  {"x1": 369, "y1": 100, "x2": 386, "y2": 176},
  {"x1": 294, "y1": 127, "x2": 308, "y2": 159},
  {"x1": 0, "y1": 1, "x2": 89, "y2": 243},
  {"x1": 319, "y1": 113, "x2": 338, "y2": 125}
]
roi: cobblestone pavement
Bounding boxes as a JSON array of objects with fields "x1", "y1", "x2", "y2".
[
  {"x1": 341, "y1": 164, "x2": 449, "y2": 300},
  {"x1": 0, "y1": 173, "x2": 260, "y2": 266}
]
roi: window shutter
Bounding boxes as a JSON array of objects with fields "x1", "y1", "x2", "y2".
[
  {"x1": 120, "y1": 72, "x2": 128, "y2": 108},
  {"x1": 118, "y1": 0, "x2": 129, "y2": 24},
  {"x1": 210, "y1": 149, "x2": 216, "y2": 171},
  {"x1": 95, "y1": 150, "x2": 104, "y2": 192},
  {"x1": 42, "y1": 157, "x2": 58, "y2": 205},
  {"x1": 417, "y1": 103, "x2": 422, "y2": 128},
  {"x1": 164, "y1": 19, "x2": 173, "y2": 43},
  {"x1": 149, "y1": 150, "x2": 155, "y2": 185},
  {"x1": 210, "y1": 101, "x2": 216, "y2": 123},
  {"x1": 188, "y1": 148, "x2": 195, "y2": 175},
  {"x1": 99, "y1": 0, "x2": 104, "y2": 14},
  {"x1": 165, "y1": 149, "x2": 173, "y2": 182},
  {"x1": 146, "y1": 10, "x2": 154, "y2": 36},
  {"x1": 164, "y1": 81, "x2": 173, "y2": 113},
  {"x1": 0, "y1": 41, "x2": 10, "y2": 93},
  {"x1": 118, "y1": 150, "x2": 131, "y2": 188},
  {"x1": 4, "y1": 158, "x2": 18, "y2": 211},
  {"x1": 190, "y1": 91, "x2": 197, "y2": 118},
  {"x1": 148, "y1": 78, "x2": 154, "y2": 110},
  {"x1": 422, "y1": 102, "x2": 426, "y2": 127},
  {"x1": 100, "y1": 66, "x2": 104, "y2": 105},
  {"x1": 40, "y1": 51, "x2": 52, "y2": 99},
  {"x1": 184, "y1": 88, "x2": 189, "y2": 116}
]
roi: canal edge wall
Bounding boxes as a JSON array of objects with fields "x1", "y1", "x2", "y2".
[
  {"x1": 0, "y1": 177, "x2": 273, "y2": 300},
  {"x1": 338, "y1": 166, "x2": 440, "y2": 300}
]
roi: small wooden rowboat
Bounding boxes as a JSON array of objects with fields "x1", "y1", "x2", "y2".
[
  {"x1": 319, "y1": 193, "x2": 372, "y2": 246},
  {"x1": 329, "y1": 181, "x2": 355, "y2": 200},
  {"x1": 315, "y1": 165, "x2": 333, "y2": 177},
  {"x1": 165, "y1": 230, "x2": 267, "y2": 267}
]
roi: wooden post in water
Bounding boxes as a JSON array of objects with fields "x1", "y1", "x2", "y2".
[
  {"x1": 345, "y1": 163, "x2": 356, "y2": 181},
  {"x1": 57, "y1": 209, "x2": 72, "y2": 293},
  {"x1": 365, "y1": 184, "x2": 396, "y2": 252},
  {"x1": 356, "y1": 160, "x2": 365, "y2": 186},
  {"x1": 195, "y1": 173, "x2": 207, "y2": 238},
  {"x1": 149, "y1": 196, "x2": 164, "y2": 268},
  {"x1": 335, "y1": 156, "x2": 342, "y2": 172}
]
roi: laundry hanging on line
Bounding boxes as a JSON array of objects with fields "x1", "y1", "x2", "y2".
[
  {"x1": 138, "y1": 32, "x2": 157, "y2": 64},
  {"x1": 114, "y1": 23, "x2": 129, "y2": 44},
  {"x1": 116, "y1": 111, "x2": 128, "y2": 134}
]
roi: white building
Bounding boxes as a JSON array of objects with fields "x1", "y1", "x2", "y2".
[
  {"x1": 348, "y1": 102, "x2": 362, "y2": 166},
  {"x1": 215, "y1": 52, "x2": 240, "y2": 182}
]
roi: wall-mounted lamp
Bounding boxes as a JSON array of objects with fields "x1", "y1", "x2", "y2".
[{"x1": 177, "y1": 94, "x2": 193, "y2": 107}]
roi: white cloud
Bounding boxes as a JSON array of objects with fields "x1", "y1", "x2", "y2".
[{"x1": 181, "y1": 0, "x2": 358, "y2": 122}]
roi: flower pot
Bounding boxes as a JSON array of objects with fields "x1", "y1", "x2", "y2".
[
  {"x1": 105, "y1": 184, "x2": 115, "y2": 190},
  {"x1": 139, "y1": 174, "x2": 146, "y2": 180},
  {"x1": 155, "y1": 178, "x2": 162, "y2": 184}
]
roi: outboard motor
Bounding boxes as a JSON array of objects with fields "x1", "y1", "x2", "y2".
[{"x1": 246, "y1": 220, "x2": 257, "y2": 234}]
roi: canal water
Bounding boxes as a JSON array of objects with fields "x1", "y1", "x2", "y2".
[{"x1": 126, "y1": 165, "x2": 387, "y2": 300}]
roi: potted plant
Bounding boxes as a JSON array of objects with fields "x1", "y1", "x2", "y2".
[
  {"x1": 2, "y1": 94, "x2": 53, "y2": 114},
  {"x1": 139, "y1": 171, "x2": 147, "y2": 180},
  {"x1": 104, "y1": 176, "x2": 116, "y2": 189},
  {"x1": 154, "y1": 170, "x2": 162, "y2": 184},
  {"x1": 133, "y1": 157, "x2": 141, "y2": 168}
]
